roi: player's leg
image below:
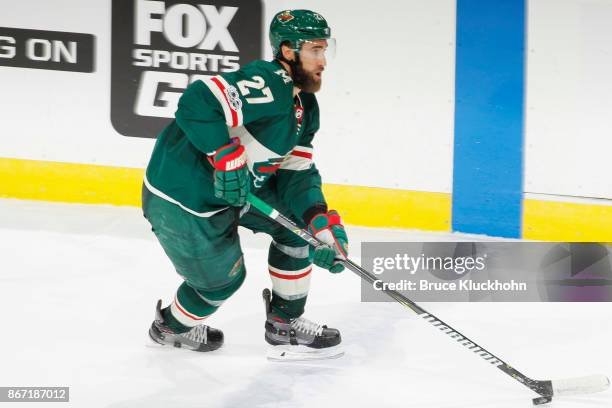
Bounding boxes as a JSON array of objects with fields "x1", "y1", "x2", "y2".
[
  {"x1": 239, "y1": 187, "x2": 342, "y2": 359},
  {"x1": 266, "y1": 233, "x2": 311, "y2": 319},
  {"x1": 238, "y1": 187, "x2": 312, "y2": 318},
  {"x1": 142, "y1": 186, "x2": 246, "y2": 351}
]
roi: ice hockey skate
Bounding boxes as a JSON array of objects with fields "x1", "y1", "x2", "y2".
[
  {"x1": 262, "y1": 289, "x2": 344, "y2": 361},
  {"x1": 148, "y1": 300, "x2": 224, "y2": 352}
]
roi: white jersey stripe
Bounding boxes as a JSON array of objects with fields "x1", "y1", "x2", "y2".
[
  {"x1": 272, "y1": 241, "x2": 309, "y2": 259},
  {"x1": 170, "y1": 296, "x2": 210, "y2": 327},
  {"x1": 202, "y1": 77, "x2": 234, "y2": 127},
  {"x1": 269, "y1": 265, "x2": 312, "y2": 300},
  {"x1": 280, "y1": 145, "x2": 313, "y2": 171},
  {"x1": 194, "y1": 290, "x2": 226, "y2": 307},
  {"x1": 280, "y1": 155, "x2": 312, "y2": 171},
  {"x1": 292, "y1": 145, "x2": 313, "y2": 154},
  {"x1": 144, "y1": 175, "x2": 228, "y2": 218},
  {"x1": 228, "y1": 126, "x2": 282, "y2": 167},
  {"x1": 268, "y1": 265, "x2": 312, "y2": 276}
]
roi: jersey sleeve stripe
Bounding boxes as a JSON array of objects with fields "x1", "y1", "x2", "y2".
[
  {"x1": 290, "y1": 150, "x2": 313, "y2": 159},
  {"x1": 202, "y1": 77, "x2": 233, "y2": 127},
  {"x1": 210, "y1": 76, "x2": 239, "y2": 127},
  {"x1": 216, "y1": 75, "x2": 244, "y2": 127},
  {"x1": 279, "y1": 146, "x2": 313, "y2": 171},
  {"x1": 279, "y1": 156, "x2": 313, "y2": 171},
  {"x1": 202, "y1": 76, "x2": 243, "y2": 128},
  {"x1": 279, "y1": 155, "x2": 312, "y2": 171},
  {"x1": 292, "y1": 146, "x2": 313, "y2": 154}
]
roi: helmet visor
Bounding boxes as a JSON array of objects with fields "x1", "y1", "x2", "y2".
[{"x1": 298, "y1": 38, "x2": 336, "y2": 62}]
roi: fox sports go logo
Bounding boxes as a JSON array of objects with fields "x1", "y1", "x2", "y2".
[
  {"x1": 134, "y1": 0, "x2": 241, "y2": 117},
  {"x1": 110, "y1": 0, "x2": 263, "y2": 138}
]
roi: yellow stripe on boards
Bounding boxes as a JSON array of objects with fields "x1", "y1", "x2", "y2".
[
  {"x1": 0, "y1": 157, "x2": 452, "y2": 231},
  {"x1": 523, "y1": 199, "x2": 612, "y2": 241},
  {"x1": 0, "y1": 158, "x2": 144, "y2": 206},
  {"x1": 3, "y1": 158, "x2": 612, "y2": 240},
  {"x1": 323, "y1": 184, "x2": 451, "y2": 231}
]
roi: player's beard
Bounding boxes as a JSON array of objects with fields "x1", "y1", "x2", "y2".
[{"x1": 292, "y1": 59, "x2": 322, "y2": 93}]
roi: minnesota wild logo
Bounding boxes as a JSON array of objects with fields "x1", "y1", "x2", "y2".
[
  {"x1": 251, "y1": 157, "x2": 285, "y2": 188},
  {"x1": 277, "y1": 11, "x2": 294, "y2": 23}
]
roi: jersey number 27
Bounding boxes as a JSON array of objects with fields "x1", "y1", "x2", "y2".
[{"x1": 237, "y1": 76, "x2": 274, "y2": 104}]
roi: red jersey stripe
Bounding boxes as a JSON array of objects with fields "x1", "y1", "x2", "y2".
[
  {"x1": 269, "y1": 268, "x2": 312, "y2": 280},
  {"x1": 210, "y1": 76, "x2": 238, "y2": 127},
  {"x1": 174, "y1": 296, "x2": 208, "y2": 320},
  {"x1": 291, "y1": 150, "x2": 313, "y2": 159}
]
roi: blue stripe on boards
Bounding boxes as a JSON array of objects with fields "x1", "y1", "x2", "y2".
[{"x1": 452, "y1": 0, "x2": 525, "y2": 238}]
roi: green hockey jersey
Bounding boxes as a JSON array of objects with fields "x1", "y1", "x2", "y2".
[{"x1": 144, "y1": 60, "x2": 326, "y2": 222}]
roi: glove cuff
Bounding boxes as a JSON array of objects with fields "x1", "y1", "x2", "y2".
[
  {"x1": 326, "y1": 210, "x2": 342, "y2": 226},
  {"x1": 213, "y1": 142, "x2": 247, "y2": 171},
  {"x1": 308, "y1": 209, "x2": 344, "y2": 235},
  {"x1": 302, "y1": 203, "x2": 328, "y2": 225}
]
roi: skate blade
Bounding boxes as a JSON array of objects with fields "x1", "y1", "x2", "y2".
[
  {"x1": 146, "y1": 333, "x2": 172, "y2": 349},
  {"x1": 266, "y1": 344, "x2": 344, "y2": 362}
]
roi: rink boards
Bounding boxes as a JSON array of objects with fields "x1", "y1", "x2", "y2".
[
  {"x1": 1, "y1": 0, "x2": 611, "y2": 240},
  {"x1": 1, "y1": 156, "x2": 611, "y2": 241}
]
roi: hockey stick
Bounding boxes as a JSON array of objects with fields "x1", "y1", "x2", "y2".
[{"x1": 246, "y1": 192, "x2": 610, "y2": 405}]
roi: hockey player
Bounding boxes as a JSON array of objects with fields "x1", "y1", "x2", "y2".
[{"x1": 142, "y1": 9, "x2": 348, "y2": 360}]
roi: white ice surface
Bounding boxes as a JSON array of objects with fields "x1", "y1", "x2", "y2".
[{"x1": 0, "y1": 199, "x2": 610, "y2": 408}]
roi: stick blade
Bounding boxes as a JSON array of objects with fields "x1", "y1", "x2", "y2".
[{"x1": 552, "y1": 375, "x2": 610, "y2": 396}]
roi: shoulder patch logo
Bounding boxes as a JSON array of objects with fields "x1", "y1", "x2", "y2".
[
  {"x1": 277, "y1": 11, "x2": 294, "y2": 23},
  {"x1": 225, "y1": 85, "x2": 243, "y2": 112}
]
